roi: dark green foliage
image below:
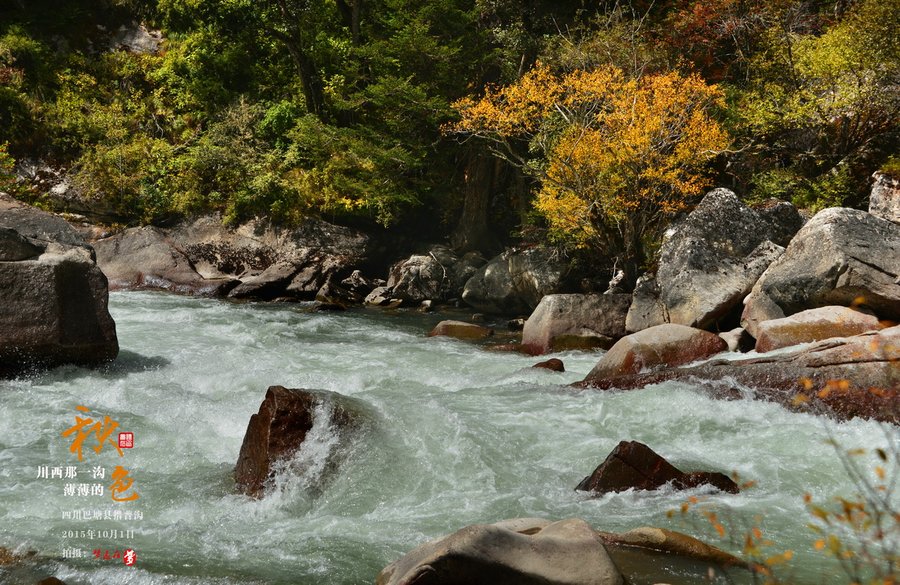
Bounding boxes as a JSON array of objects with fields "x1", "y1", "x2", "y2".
[{"x1": 0, "y1": 0, "x2": 896, "y2": 233}]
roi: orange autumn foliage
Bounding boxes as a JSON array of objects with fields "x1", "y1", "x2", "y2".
[{"x1": 450, "y1": 63, "x2": 729, "y2": 278}]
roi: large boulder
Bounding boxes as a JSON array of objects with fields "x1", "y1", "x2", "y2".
[
  {"x1": 378, "y1": 518, "x2": 750, "y2": 585},
  {"x1": 168, "y1": 215, "x2": 371, "y2": 301},
  {"x1": 754, "y1": 305, "x2": 884, "y2": 353},
  {"x1": 651, "y1": 189, "x2": 801, "y2": 330},
  {"x1": 0, "y1": 194, "x2": 118, "y2": 373},
  {"x1": 376, "y1": 518, "x2": 624, "y2": 585},
  {"x1": 578, "y1": 326, "x2": 900, "y2": 424},
  {"x1": 870, "y1": 171, "x2": 899, "y2": 223},
  {"x1": 624, "y1": 274, "x2": 667, "y2": 333},
  {"x1": 92, "y1": 226, "x2": 236, "y2": 296},
  {"x1": 228, "y1": 260, "x2": 298, "y2": 300},
  {"x1": 462, "y1": 247, "x2": 567, "y2": 315},
  {"x1": 583, "y1": 324, "x2": 727, "y2": 384},
  {"x1": 575, "y1": 441, "x2": 738, "y2": 494},
  {"x1": 387, "y1": 245, "x2": 484, "y2": 304},
  {"x1": 234, "y1": 386, "x2": 361, "y2": 497},
  {"x1": 522, "y1": 294, "x2": 631, "y2": 355},
  {"x1": 742, "y1": 208, "x2": 900, "y2": 337}
]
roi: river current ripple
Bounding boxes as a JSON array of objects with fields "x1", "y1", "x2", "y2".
[{"x1": 0, "y1": 291, "x2": 891, "y2": 584}]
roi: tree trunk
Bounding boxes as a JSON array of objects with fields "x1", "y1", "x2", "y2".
[
  {"x1": 270, "y1": 0, "x2": 329, "y2": 122},
  {"x1": 451, "y1": 147, "x2": 502, "y2": 254},
  {"x1": 335, "y1": 0, "x2": 362, "y2": 45},
  {"x1": 289, "y1": 45, "x2": 328, "y2": 121}
]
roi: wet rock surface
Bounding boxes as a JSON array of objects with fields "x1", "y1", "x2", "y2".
[
  {"x1": 583, "y1": 324, "x2": 728, "y2": 384},
  {"x1": 234, "y1": 386, "x2": 362, "y2": 497},
  {"x1": 579, "y1": 326, "x2": 900, "y2": 424},
  {"x1": 377, "y1": 518, "x2": 750, "y2": 585},
  {"x1": 575, "y1": 441, "x2": 739, "y2": 495},
  {"x1": 427, "y1": 320, "x2": 494, "y2": 340}
]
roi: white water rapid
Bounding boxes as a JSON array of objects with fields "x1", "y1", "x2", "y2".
[{"x1": 0, "y1": 292, "x2": 893, "y2": 584}]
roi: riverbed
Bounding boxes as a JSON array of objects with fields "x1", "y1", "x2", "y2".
[{"x1": 0, "y1": 292, "x2": 892, "y2": 584}]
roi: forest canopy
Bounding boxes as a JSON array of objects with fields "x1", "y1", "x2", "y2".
[{"x1": 0, "y1": 0, "x2": 896, "y2": 266}]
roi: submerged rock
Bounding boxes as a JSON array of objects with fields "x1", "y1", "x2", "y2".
[
  {"x1": 522, "y1": 294, "x2": 631, "y2": 355},
  {"x1": 583, "y1": 324, "x2": 727, "y2": 384},
  {"x1": 579, "y1": 326, "x2": 900, "y2": 424},
  {"x1": 532, "y1": 358, "x2": 565, "y2": 372},
  {"x1": 0, "y1": 194, "x2": 118, "y2": 373},
  {"x1": 234, "y1": 386, "x2": 361, "y2": 497},
  {"x1": 742, "y1": 208, "x2": 900, "y2": 336},
  {"x1": 575, "y1": 441, "x2": 739, "y2": 495}
]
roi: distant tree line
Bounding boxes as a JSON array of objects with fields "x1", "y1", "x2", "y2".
[{"x1": 0, "y1": 0, "x2": 896, "y2": 278}]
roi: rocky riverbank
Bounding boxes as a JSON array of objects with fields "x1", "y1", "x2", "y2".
[{"x1": 1, "y1": 178, "x2": 897, "y2": 584}]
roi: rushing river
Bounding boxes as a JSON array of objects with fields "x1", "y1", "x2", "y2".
[{"x1": 0, "y1": 291, "x2": 894, "y2": 584}]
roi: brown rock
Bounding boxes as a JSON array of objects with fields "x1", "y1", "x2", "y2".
[
  {"x1": 427, "y1": 320, "x2": 494, "y2": 340},
  {"x1": 755, "y1": 305, "x2": 883, "y2": 352},
  {"x1": 578, "y1": 326, "x2": 900, "y2": 423},
  {"x1": 234, "y1": 386, "x2": 359, "y2": 497},
  {"x1": 575, "y1": 441, "x2": 739, "y2": 494},
  {"x1": 583, "y1": 324, "x2": 727, "y2": 384},
  {"x1": 36, "y1": 579, "x2": 67, "y2": 585},
  {"x1": 600, "y1": 527, "x2": 748, "y2": 569},
  {"x1": 522, "y1": 294, "x2": 630, "y2": 355},
  {"x1": 532, "y1": 358, "x2": 565, "y2": 372}
]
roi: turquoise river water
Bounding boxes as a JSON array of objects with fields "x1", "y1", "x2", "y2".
[{"x1": 0, "y1": 291, "x2": 895, "y2": 584}]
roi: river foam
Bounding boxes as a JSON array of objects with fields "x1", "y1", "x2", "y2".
[{"x1": 0, "y1": 292, "x2": 893, "y2": 584}]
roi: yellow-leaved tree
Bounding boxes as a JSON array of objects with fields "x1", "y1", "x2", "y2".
[{"x1": 449, "y1": 62, "x2": 730, "y2": 285}]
